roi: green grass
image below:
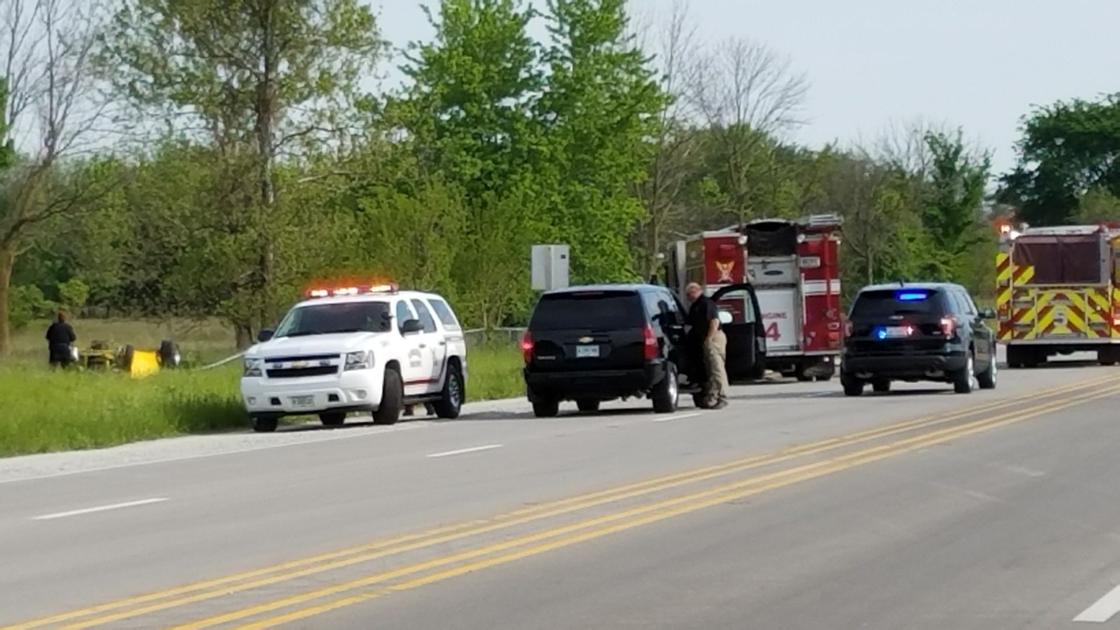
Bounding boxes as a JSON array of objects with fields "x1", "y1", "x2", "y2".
[
  {"x1": 0, "y1": 365, "x2": 246, "y2": 457},
  {"x1": 0, "y1": 327, "x2": 525, "y2": 457},
  {"x1": 466, "y1": 343, "x2": 524, "y2": 402}
]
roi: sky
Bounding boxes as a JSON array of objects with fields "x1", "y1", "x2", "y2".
[{"x1": 370, "y1": 0, "x2": 1119, "y2": 175}]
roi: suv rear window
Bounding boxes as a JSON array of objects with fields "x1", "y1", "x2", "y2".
[
  {"x1": 850, "y1": 289, "x2": 946, "y2": 319},
  {"x1": 530, "y1": 291, "x2": 645, "y2": 331}
]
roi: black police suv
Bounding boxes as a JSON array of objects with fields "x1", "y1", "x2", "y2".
[
  {"x1": 522, "y1": 284, "x2": 695, "y2": 417},
  {"x1": 840, "y1": 283, "x2": 997, "y2": 396}
]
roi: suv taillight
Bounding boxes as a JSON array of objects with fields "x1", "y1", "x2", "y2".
[
  {"x1": 940, "y1": 316, "x2": 957, "y2": 338},
  {"x1": 643, "y1": 325, "x2": 659, "y2": 361},
  {"x1": 521, "y1": 331, "x2": 534, "y2": 364}
]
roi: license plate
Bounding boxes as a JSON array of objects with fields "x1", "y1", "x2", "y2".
[
  {"x1": 884, "y1": 326, "x2": 910, "y2": 339},
  {"x1": 290, "y1": 395, "x2": 315, "y2": 408},
  {"x1": 575, "y1": 345, "x2": 600, "y2": 358}
]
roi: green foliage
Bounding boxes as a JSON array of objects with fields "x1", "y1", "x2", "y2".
[
  {"x1": 10, "y1": 286, "x2": 55, "y2": 330},
  {"x1": 999, "y1": 93, "x2": 1120, "y2": 225},
  {"x1": 1076, "y1": 188, "x2": 1120, "y2": 223},
  {"x1": 536, "y1": 0, "x2": 667, "y2": 283},
  {"x1": 58, "y1": 278, "x2": 91, "y2": 312},
  {"x1": 920, "y1": 130, "x2": 991, "y2": 282}
]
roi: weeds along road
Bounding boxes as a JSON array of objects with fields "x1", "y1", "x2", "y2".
[{"x1": 3, "y1": 359, "x2": 1120, "y2": 629}]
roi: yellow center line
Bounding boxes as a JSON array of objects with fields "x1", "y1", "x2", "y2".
[
  {"x1": 7, "y1": 375, "x2": 1111, "y2": 630},
  {"x1": 180, "y1": 384, "x2": 1120, "y2": 630}
]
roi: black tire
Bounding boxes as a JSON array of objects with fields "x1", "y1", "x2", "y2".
[
  {"x1": 433, "y1": 364, "x2": 464, "y2": 419},
  {"x1": 1098, "y1": 348, "x2": 1119, "y2": 367},
  {"x1": 159, "y1": 340, "x2": 181, "y2": 368},
  {"x1": 319, "y1": 412, "x2": 346, "y2": 427},
  {"x1": 872, "y1": 379, "x2": 891, "y2": 393},
  {"x1": 953, "y1": 354, "x2": 975, "y2": 394},
  {"x1": 576, "y1": 399, "x2": 601, "y2": 413},
  {"x1": 795, "y1": 364, "x2": 812, "y2": 382},
  {"x1": 1007, "y1": 346, "x2": 1028, "y2": 369},
  {"x1": 252, "y1": 416, "x2": 278, "y2": 433},
  {"x1": 841, "y1": 373, "x2": 864, "y2": 397},
  {"x1": 120, "y1": 344, "x2": 135, "y2": 370},
  {"x1": 652, "y1": 363, "x2": 680, "y2": 413},
  {"x1": 747, "y1": 358, "x2": 766, "y2": 380},
  {"x1": 374, "y1": 367, "x2": 404, "y2": 425},
  {"x1": 977, "y1": 355, "x2": 998, "y2": 390},
  {"x1": 532, "y1": 398, "x2": 560, "y2": 418}
]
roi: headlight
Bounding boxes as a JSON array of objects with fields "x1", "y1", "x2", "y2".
[
  {"x1": 344, "y1": 351, "x2": 373, "y2": 371},
  {"x1": 243, "y1": 358, "x2": 263, "y2": 377}
]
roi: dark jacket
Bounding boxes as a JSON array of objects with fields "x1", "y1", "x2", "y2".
[{"x1": 46, "y1": 322, "x2": 77, "y2": 361}]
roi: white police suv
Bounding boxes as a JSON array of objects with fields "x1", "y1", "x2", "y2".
[{"x1": 241, "y1": 283, "x2": 468, "y2": 432}]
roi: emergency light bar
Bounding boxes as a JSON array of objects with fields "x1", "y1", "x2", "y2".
[{"x1": 304, "y1": 283, "x2": 399, "y2": 298}]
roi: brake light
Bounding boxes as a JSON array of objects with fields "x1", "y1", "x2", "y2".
[
  {"x1": 643, "y1": 325, "x2": 659, "y2": 361},
  {"x1": 521, "y1": 332, "x2": 534, "y2": 364},
  {"x1": 941, "y1": 316, "x2": 957, "y2": 337}
]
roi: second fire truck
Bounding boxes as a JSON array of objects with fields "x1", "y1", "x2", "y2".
[
  {"x1": 997, "y1": 223, "x2": 1120, "y2": 367},
  {"x1": 667, "y1": 214, "x2": 844, "y2": 381}
]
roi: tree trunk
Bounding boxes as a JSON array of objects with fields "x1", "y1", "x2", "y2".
[
  {"x1": 0, "y1": 246, "x2": 15, "y2": 357},
  {"x1": 235, "y1": 322, "x2": 253, "y2": 350},
  {"x1": 254, "y1": 6, "x2": 278, "y2": 332}
]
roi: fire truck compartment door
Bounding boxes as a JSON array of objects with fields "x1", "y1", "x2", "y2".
[
  {"x1": 756, "y1": 288, "x2": 801, "y2": 352},
  {"x1": 748, "y1": 256, "x2": 798, "y2": 286}
]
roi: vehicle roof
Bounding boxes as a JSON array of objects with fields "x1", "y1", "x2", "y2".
[
  {"x1": 294, "y1": 290, "x2": 446, "y2": 308},
  {"x1": 856, "y1": 282, "x2": 964, "y2": 294},
  {"x1": 542, "y1": 283, "x2": 666, "y2": 296}
]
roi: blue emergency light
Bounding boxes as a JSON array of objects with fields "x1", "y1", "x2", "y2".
[{"x1": 896, "y1": 291, "x2": 929, "y2": 302}]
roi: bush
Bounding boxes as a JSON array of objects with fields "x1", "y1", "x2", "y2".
[
  {"x1": 9, "y1": 285, "x2": 56, "y2": 330},
  {"x1": 58, "y1": 278, "x2": 91, "y2": 312}
]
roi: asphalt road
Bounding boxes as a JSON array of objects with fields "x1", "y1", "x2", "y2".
[{"x1": 4, "y1": 358, "x2": 1120, "y2": 629}]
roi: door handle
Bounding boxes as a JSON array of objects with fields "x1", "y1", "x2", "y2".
[
  {"x1": 439, "y1": 340, "x2": 447, "y2": 346},
  {"x1": 419, "y1": 343, "x2": 427, "y2": 349}
]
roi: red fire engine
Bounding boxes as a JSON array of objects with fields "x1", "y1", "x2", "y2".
[{"x1": 667, "y1": 214, "x2": 844, "y2": 381}]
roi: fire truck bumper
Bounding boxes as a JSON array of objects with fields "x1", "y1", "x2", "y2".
[{"x1": 842, "y1": 352, "x2": 968, "y2": 380}]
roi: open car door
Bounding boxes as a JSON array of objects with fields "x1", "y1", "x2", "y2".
[{"x1": 711, "y1": 283, "x2": 768, "y2": 379}]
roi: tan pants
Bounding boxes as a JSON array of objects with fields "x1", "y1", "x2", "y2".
[{"x1": 702, "y1": 330, "x2": 729, "y2": 406}]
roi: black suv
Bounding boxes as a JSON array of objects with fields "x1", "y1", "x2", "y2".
[
  {"x1": 522, "y1": 284, "x2": 693, "y2": 417},
  {"x1": 841, "y1": 283, "x2": 997, "y2": 396}
]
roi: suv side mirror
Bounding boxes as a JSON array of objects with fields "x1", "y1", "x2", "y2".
[
  {"x1": 257, "y1": 329, "x2": 274, "y2": 342},
  {"x1": 400, "y1": 319, "x2": 424, "y2": 335},
  {"x1": 978, "y1": 307, "x2": 996, "y2": 320}
]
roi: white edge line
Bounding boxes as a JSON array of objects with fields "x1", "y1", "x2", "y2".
[
  {"x1": 652, "y1": 412, "x2": 703, "y2": 423},
  {"x1": 0, "y1": 422, "x2": 432, "y2": 486},
  {"x1": 32, "y1": 497, "x2": 169, "y2": 521},
  {"x1": 427, "y1": 444, "x2": 504, "y2": 458},
  {"x1": 1075, "y1": 583, "x2": 1120, "y2": 623}
]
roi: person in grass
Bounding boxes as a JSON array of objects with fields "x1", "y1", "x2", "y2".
[{"x1": 45, "y1": 311, "x2": 77, "y2": 368}]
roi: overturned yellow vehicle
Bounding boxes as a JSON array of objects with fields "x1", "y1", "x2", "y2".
[{"x1": 76, "y1": 340, "x2": 182, "y2": 378}]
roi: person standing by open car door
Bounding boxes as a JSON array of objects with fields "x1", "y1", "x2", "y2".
[{"x1": 686, "y1": 283, "x2": 729, "y2": 409}]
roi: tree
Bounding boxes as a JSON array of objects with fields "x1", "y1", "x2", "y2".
[
  {"x1": 634, "y1": 0, "x2": 699, "y2": 277},
  {"x1": 0, "y1": 0, "x2": 107, "y2": 355},
  {"x1": 687, "y1": 37, "x2": 808, "y2": 222},
  {"x1": 999, "y1": 94, "x2": 1120, "y2": 226},
  {"x1": 537, "y1": 0, "x2": 667, "y2": 283},
  {"x1": 920, "y1": 129, "x2": 991, "y2": 281},
  {"x1": 396, "y1": 0, "x2": 545, "y2": 327},
  {"x1": 101, "y1": 0, "x2": 383, "y2": 344},
  {"x1": 1076, "y1": 187, "x2": 1120, "y2": 223}
]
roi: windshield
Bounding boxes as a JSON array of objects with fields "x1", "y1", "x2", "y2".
[
  {"x1": 850, "y1": 289, "x2": 945, "y2": 319},
  {"x1": 274, "y1": 301, "x2": 392, "y2": 338},
  {"x1": 530, "y1": 291, "x2": 645, "y2": 331}
]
